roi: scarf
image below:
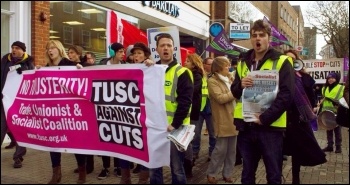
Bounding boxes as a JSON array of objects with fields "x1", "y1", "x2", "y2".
[
  {"x1": 294, "y1": 75, "x2": 317, "y2": 122},
  {"x1": 217, "y1": 73, "x2": 231, "y2": 89}
]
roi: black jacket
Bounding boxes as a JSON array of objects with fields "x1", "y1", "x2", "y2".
[
  {"x1": 283, "y1": 71, "x2": 327, "y2": 166},
  {"x1": 58, "y1": 57, "x2": 92, "y2": 67},
  {"x1": 1, "y1": 53, "x2": 34, "y2": 109},
  {"x1": 231, "y1": 48, "x2": 295, "y2": 131},
  {"x1": 156, "y1": 59, "x2": 194, "y2": 129},
  {"x1": 190, "y1": 70, "x2": 203, "y2": 121},
  {"x1": 99, "y1": 57, "x2": 126, "y2": 65},
  {"x1": 1, "y1": 53, "x2": 34, "y2": 92}
]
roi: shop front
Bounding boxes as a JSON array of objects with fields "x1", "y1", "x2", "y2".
[{"x1": 49, "y1": 1, "x2": 210, "y2": 61}]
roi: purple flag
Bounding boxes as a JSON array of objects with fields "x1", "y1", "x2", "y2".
[
  {"x1": 344, "y1": 56, "x2": 349, "y2": 82},
  {"x1": 263, "y1": 16, "x2": 292, "y2": 47},
  {"x1": 205, "y1": 30, "x2": 241, "y2": 57}
]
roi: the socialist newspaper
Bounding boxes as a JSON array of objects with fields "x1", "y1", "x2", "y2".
[
  {"x1": 242, "y1": 70, "x2": 279, "y2": 122},
  {"x1": 167, "y1": 125, "x2": 195, "y2": 152}
]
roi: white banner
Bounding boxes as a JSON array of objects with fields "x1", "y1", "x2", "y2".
[
  {"x1": 2, "y1": 64, "x2": 170, "y2": 168},
  {"x1": 303, "y1": 58, "x2": 344, "y2": 84}
]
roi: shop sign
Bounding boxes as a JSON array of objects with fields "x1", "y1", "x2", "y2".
[{"x1": 142, "y1": 1, "x2": 180, "y2": 18}]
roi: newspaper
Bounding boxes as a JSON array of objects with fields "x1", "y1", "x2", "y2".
[
  {"x1": 167, "y1": 125, "x2": 195, "y2": 152},
  {"x1": 242, "y1": 70, "x2": 279, "y2": 122}
]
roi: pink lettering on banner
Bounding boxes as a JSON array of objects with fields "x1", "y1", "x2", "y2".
[{"x1": 7, "y1": 69, "x2": 148, "y2": 162}]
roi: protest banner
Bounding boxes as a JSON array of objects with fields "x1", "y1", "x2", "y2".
[
  {"x1": 2, "y1": 64, "x2": 170, "y2": 168},
  {"x1": 303, "y1": 58, "x2": 344, "y2": 84},
  {"x1": 205, "y1": 30, "x2": 241, "y2": 57},
  {"x1": 263, "y1": 16, "x2": 292, "y2": 47},
  {"x1": 147, "y1": 26, "x2": 182, "y2": 63}
]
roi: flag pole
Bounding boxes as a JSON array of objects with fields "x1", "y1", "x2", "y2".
[{"x1": 199, "y1": 50, "x2": 206, "y2": 57}]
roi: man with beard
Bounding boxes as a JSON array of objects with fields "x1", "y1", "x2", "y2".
[
  {"x1": 230, "y1": 20, "x2": 295, "y2": 184},
  {"x1": 1, "y1": 41, "x2": 34, "y2": 168},
  {"x1": 149, "y1": 33, "x2": 194, "y2": 184}
]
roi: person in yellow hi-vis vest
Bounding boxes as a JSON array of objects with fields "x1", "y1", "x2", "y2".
[
  {"x1": 230, "y1": 19, "x2": 295, "y2": 184},
  {"x1": 149, "y1": 33, "x2": 194, "y2": 184},
  {"x1": 320, "y1": 72, "x2": 344, "y2": 153}
]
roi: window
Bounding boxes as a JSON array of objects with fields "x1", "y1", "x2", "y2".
[
  {"x1": 280, "y1": 7, "x2": 283, "y2": 18},
  {"x1": 81, "y1": 4, "x2": 90, "y2": 19},
  {"x1": 63, "y1": 2, "x2": 73, "y2": 14},
  {"x1": 97, "y1": 13, "x2": 105, "y2": 23},
  {"x1": 63, "y1": 26, "x2": 73, "y2": 45},
  {"x1": 97, "y1": 33, "x2": 106, "y2": 50},
  {"x1": 82, "y1": 30, "x2": 91, "y2": 48}
]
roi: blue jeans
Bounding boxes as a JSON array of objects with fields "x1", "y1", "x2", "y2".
[
  {"x1": 192, "y1": 113, "x2": 216, "y2": 156},
  {"x1": 150, "y1": 142, "x2": 186, "y2": 184},
  {"x1": 238, "y1": 128, "x2": 283, "y2": 184}
]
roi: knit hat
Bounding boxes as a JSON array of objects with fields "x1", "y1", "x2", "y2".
[
  {"x1": 131, "y1": 42, "x2": 151, "y2": 57},
  {"x1": 11, "y1": 41, "x2": 26, "y2": 52},
  {"x1": 126, "y1": 45, "x2": 134, "y2": 58},
  {"x1": 110, "y1": 42, "x2": 124, "y2": 53},
  {"x1": 326, "y1": 72, "x2": 337, "y2": 79}
]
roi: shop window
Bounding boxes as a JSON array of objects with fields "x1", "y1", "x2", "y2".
[
  {"x1": 82, "y1": 30, "x2": 91, "y2": 48},
  {"x1": 97, "y1": 33, "x2": 106, "y2": 50},
  {"x1": 63, "y1": 2, "x2": 73, "y2": 14},
  {"x1": 97, "y1": 13, "x2": 105, "y2": 24},
  {"x1": 81, "y1": 4, "x2": 90, "y2": 19},
  {"x1": 63, "y1": 26, "x2": 73, "y2": 45}
]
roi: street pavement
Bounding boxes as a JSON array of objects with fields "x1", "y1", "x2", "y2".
[{"x1": 1, "y1": 126, "x2": 349, "y2": 184}]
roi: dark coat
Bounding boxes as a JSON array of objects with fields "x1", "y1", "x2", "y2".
[
  {"x1": 190, "y1": 70, "x2": 203, "y2": 121},
  {"x1": 284, "y1": 72, "x2": 327, "y2": 166}
]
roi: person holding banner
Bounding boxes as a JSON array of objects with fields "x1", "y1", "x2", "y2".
[
  {"x1": 43, "y1": 41, "x2": 93, "y2": 184},
  {"x1": 95, "y1": 42, "x2": 125, "y2": 181},
  {"x1": 150, "y1": 33, "x2": 194, "y2": 184},
  {"x1": 230, "y1": 19, "x2": 295, "y2": 184},
  {"x1": 117, "y1": 42, "x2": 154, "y2": 184},
  {"x1": 183, "y1": 53, "x2": 204, "y2": 178},
  {"x1": 1, "y1": 41, "x2": 33, "y2": 168},
  {"x1": 320, "y1": 72, "x2": 344, "y2": 153}
]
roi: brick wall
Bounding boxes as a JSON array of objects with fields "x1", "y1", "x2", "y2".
[{"x1": 31, "y1": 1, "x2": 50, "y2": 66}]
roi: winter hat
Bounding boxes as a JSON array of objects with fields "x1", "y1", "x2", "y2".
[
  {"x1": 126, "y1": 45, "x2": 134, "y2": 58},
  {"x1": 326, "y1": 72, "x2": 337, "y2": 79},
  {"x1": 11, "y1": 41, "x2": 26, "y2": 52},
  {"x1": 131, "y1": 42, "x2": 151, "y2": 57},
  {"x1": 110, "y1": 42, "x2": 124, "y2": 53}
]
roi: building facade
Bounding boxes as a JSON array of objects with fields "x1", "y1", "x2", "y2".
[
  {"x1": 1, "y1": 1, "x2": 210, "y2": 65},
  {"x1": 303, "y1": 27, "x2": 317, "y2": 59}
]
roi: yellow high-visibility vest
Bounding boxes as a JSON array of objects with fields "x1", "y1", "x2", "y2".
[
  {"x1": 321, "y1": 84, "x2": 344, "y2": 113},
  {"x1": 234, "y1": 55, "x2": 292, "y2": 128},
  {"x1": 164, "y1": 63, "x2": 193, "y2": 125},
  {"x1": 200, "y1": 77, "x2": 208, "y2": 111}
]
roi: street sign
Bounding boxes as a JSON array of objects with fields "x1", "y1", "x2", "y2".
[
  {"x1": 295, "y1": 46, "x2": 303, "y2": 51},
  {"x1": 229, "y1": 23, "x2": 250, "y2": 39},
  {"x1": 209, "y1": 22, "x2": 224, "y2": 37}
]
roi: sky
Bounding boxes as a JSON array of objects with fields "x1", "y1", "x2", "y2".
[{"x1": 289, "y1": 1, "x2": 326, "y2": 59}]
